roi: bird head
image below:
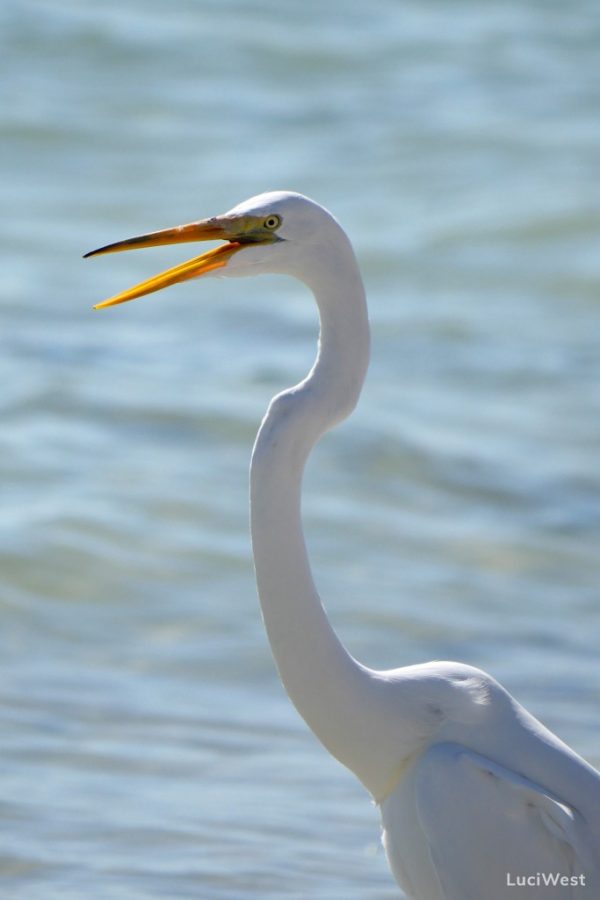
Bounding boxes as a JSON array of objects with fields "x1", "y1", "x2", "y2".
[{"x1": 84, "y1": 191, "x2": 343, "y2": 309}]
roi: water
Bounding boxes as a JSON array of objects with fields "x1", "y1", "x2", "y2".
[{"x1": 2, "y1": 0, "x2": 600, "y2": 897}]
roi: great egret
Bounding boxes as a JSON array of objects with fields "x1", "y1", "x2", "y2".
[{"x1": 86, "y1": 191, "x2": 600, "y2": 898}]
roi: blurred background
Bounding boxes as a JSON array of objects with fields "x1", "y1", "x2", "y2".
[{"x1": 1, "y1": 1, "x2": 599, "y2": 897}]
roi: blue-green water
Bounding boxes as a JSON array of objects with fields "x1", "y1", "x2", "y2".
[{"x1": 2, "y1": 1, "x2": 600, "y2": 897}]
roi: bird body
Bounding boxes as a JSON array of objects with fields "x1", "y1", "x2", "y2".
[
  {"x1": 87, "y1": 191, "x2": 600, "y2": 897},
  {"x1": 378, "y1": 662, "x2": 600, "y2": 898}
]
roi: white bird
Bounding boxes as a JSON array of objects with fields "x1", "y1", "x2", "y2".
[{"x1": 86, "y1": 191, "x2": 600, "y2": 898}]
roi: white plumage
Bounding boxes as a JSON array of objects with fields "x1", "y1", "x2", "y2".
[{"x1": 87, "y1": 191, "x2": 600, "y2": 897}]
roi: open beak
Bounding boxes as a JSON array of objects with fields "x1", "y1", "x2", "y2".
[{"x1": 84, "y1": 218, "x2": 245, "y2": 309}]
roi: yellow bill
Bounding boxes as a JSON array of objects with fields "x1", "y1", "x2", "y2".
[{"x1": 84, "y1": 217, "x2": 247, "y2": 309}]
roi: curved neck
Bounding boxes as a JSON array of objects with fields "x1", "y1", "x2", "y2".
[{"x1": 250, "y1": 248, "x2": 372, "y2": 771}]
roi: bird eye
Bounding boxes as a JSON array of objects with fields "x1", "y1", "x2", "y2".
[{"x1": 264, "y1": 215, "x2": 281, "y2": 230}]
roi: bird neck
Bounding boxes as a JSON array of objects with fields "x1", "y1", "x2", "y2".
[{"x1": 249, "y1": 248, "x2": 372, "y2": 771}]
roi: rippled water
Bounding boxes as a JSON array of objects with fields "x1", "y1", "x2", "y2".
[{"x1": 2, "y1": 1, "x2": 600, "y2": 897}]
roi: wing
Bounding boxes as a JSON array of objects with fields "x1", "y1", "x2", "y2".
[{"x1": 415, "y1": 742, "x2": 597, "y2": 900}]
